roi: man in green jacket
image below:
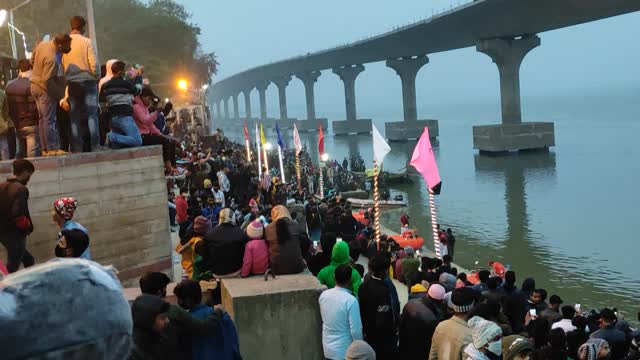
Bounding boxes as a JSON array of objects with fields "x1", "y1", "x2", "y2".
[{"x1": 317, "y1": 241, "x2": 362, "y2": 295}]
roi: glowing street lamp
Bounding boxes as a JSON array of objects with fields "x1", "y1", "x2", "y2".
[
  {"x1": 202, "y1": 84, "x2": 209, "y2": 91},
  {"x1": 264, "y1": 142, "x2": 273, "y2": 151},
  {"x1": 0, "y1": 10, "x2": 7, "y2": 27},
  {"x1": 321, "y1": 153, "x2": 329, "y2": 162},
  {"x1": 177, "y1": 79, "x2": 188, "y2": 91}
]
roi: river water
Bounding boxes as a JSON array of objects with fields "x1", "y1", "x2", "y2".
[{"x1": 218, "y1": 89, "x2": 639, "y2": 319}]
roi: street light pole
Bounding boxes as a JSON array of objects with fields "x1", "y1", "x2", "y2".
[{"x1": 85, "y1": 0, "x2": 99, "y2": 58}]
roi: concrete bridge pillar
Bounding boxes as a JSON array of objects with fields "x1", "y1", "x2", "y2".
[
  {"x1": 385, "y1": 55, "x2": 439, "y2": 141},
  {"x1": 332, "y1": 64, "x2": 371, "y2": 135},
  {"x1": 255, "y1": 80, "x2": 270, "y2": 121},
  {"x1": 232, "y1": 93, "x2": 240, "y2": 120},
  {"x1": 223, "y1": 97, "x2": 230, "y2": 119},
  {"x1": 474, "y1": 35, "x2": 554, "y2": 153},
  {"x1": 296, "y1": 70, "x2": 328, "y2": 132},
  {"x1": 243, "y1": 89, "x2": 252, "y2": 120},
  {"x1": 272, "y1": 75, "x2": 296, "y2": 128},
  {"x1": 214, "y1": 100, "x2": 221, "y2": 120}
]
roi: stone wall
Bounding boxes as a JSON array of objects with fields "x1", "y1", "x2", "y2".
[{"x1": 0, "y1": 146, "x2": 172, "y2": 282}]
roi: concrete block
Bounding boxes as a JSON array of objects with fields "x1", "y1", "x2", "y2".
[
  {"x1": 332, "y1": 119, "x2": 373, "y2": 135},
  {"x1": 297, "y1": 118, "x2": 328, "y2": 132},
  {"x1": 473, "y1": 122, "x2": 555, "y2": 152},
  {"x1": 222, "y1": 274, "x2": 325, "y2": 360},
  {"x1": 385, "y1": 119, "x2": 439, "y2": 141}
]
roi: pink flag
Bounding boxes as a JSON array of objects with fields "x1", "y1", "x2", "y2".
[
  {"x1": 293, "y1": 124, "x2": 303, "y2": 155},
  {"x1": 410, "y1": 127, "x2": 442, "y2": 194}
]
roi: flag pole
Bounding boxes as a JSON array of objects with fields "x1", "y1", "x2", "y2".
[
  {"x1": 373, "y1": 161, "x2": 381, "y2": 250},
  {"x1": 295, "y1": 152, "x2": 302, "y2": 193},
  {"x1": 278, "y1": 145, "x2": 286, "y2": 183},
  {"x1": 256, "y1": 124, "x2": 262, "y2": 179},
  {"x1": 318, "y1": 156, "x2": 324, "y2": 198},
  {"x1": 428, "y1": 188, "x2": 441, "y2": 259},
  {"x1": 263, "y1": 146, "x2": 269, "y2": 172},
  {"x1": 246, "y1": 139, "x2": 251, "y2": 162}
]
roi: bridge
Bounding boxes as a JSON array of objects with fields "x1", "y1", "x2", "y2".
[{"x1": 210, "y1": 0, "x2": 640, "y2": 151}]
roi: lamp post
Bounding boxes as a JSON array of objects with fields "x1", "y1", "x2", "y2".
[
  {"x1": 0, "y1": 8, "x2": 29, "y2": 59},
  {"x1": 319, "y1": 152, "x2": 329, "y2": 198}
]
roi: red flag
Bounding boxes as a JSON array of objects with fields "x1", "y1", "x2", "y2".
[
  {"x1": 410, "y1": 127, "x2": 442, "y2": 194},
  {"x1": 243, "y1": 122, "x2": 249, "y2": 141},
  {"x1": 318, "y1": 126, "x2": 324, "y2": 154}
]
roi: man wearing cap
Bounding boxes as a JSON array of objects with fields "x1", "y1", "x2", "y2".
[
  {"x1": 399, "y1": 283, "x2": 447, "y2": 359},
  {"x1": 501, "y1": 335, "x2": 533, "y2": 360},
  {"x1": 52, "y1": 196, "x2": 90, "y2": 259},
  {"x1": 358, "y1": 254, "x2": 400, "y2": 359},
  {"x1": 429, "y1": 287, "x2": 475, "y2": 360}
]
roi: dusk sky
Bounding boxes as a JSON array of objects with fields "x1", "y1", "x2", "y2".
[{"x1": 179, "y1": 0, "x2": 639, "y2": 118}]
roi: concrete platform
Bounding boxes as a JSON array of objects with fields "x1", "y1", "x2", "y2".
[
  {"x1": 332, "y1": 119, "x2": 373, "y2": 135},
  {"x1": 221, "y1": 274, "x2": 325, "y2": 360},
  {"x1": 385, "y1": 119, "x2": 439, "y2": 141},
  {"x1": 297, "y1": 118, "x2": 328, "y2": 132},
  {"x1": 473, "y1": 122, "x2": 555, "y2": 152},
  {"x1": 0, "y1": 146, "x2": 171, "y2": 283}
]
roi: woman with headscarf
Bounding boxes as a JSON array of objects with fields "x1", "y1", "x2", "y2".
[
  {"x1": 176, "y1": 216, "x2": 210, "y2": 279},
  {"x1": 202, "y1": 208, "x2": 249, "y2": 278},
  {"x1": 264, "y1": 205, "x2": 309, "y2": 275},
  {"x1": 55, "y1": 228, "x2": 90, "y2": 258}
]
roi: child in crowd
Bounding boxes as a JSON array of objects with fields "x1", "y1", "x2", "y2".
[
  {"x1": 176, "y1": 216, "x2": 210, "y2": 279},
  {"x1": 241, "y1": 220, "x2": 269, "y2": 277}
]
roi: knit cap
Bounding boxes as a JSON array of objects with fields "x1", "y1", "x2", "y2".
[
  {"x1": 468, "y1": 316, "x2": 502, "y2": 350},
  {"x1": 427, "y1": 283, "x2": 446, "y2": 300},
  {"x1": 246, "y1": 220, "x2": 264, "y2": 239},
  {"x1": 203, "y1": 179, "x2": 212, "y2": 188},
  {"x1": 54, "y1": 197, "x2": 78, "y2": 220},
  {"x1": 502, "y1": 335, "x2": 533, "y2": 360},
  {"x1": 403, "y1": 246, "x2": 415, "y2": 257},
  {"x1": 439, "y1": 272, "x2": 457, "y2": 292},
  {"x1": 345, "y1": 340, "x2": 376, "y2": 360},
  {"x1": 193, "y1": 216, "x2": 211, "y2": 236},
  {"x1": 448, "y1": 287, "x2": 476, "y2": 313}
]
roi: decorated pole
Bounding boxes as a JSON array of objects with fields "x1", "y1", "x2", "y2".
[
  {"x1": 244, "y1": 122, "x2": 251, "y2": 162},
  {"x1": 293, "y1": 124, "x2": 303, "y2": 193},
  {"x1": 318, "y1": 160, "x2": 324, "y2": 198},
  {"x1": 373, "y1": 161, "x2": 381, "y2": 250},
  {"x1": 255, "y1": 123, "x2": 262, "y2": 178},
  {"x1": 428, "y1": 188, "x2": 440, "y2": 258},
  {"x1": 277, "y1": 145, "x2": 286, "y2": 183},
  {"x1": 410, "y1": 127, "x2": 443, "y2": 259},
  {"x1": 295, "y1": 152, "x2": 302, "y2": 192},
  {"x1": 318, "y1": 125, "x2": 325, "y2": 198}
]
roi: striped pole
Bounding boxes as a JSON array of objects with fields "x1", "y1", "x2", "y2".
[
  {"x1": 245, "y1": 139, "x2": 251, "y2": 162},
  {"x1": 295, "y1": 152, "x2": 302, "y2": 193},
  {"x1": 373, "y1": 161, "x2": 381, "y2": 250},
  {"x1": 428, "y1": 188, "x2": 441, "y2": 259},
  {"x1": 318, "y1": 157, "x2": 324, "y2": 198}
]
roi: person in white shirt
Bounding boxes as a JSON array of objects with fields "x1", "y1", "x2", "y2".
[
  {"x1": 212, "y1": 183, "x2": 225, "y2": 208},
  {"x1": 319, "y1": 264, "x2": 363, "y2": 360},
  {"x1": 217, "y1": 166, "x2": 231, "y2": 193},
  {"x1": 61, "y1": 15, "x2": 101, "y2": 153},
  {"x1": 551, "y1": 306, "x2": 577, "y2": 333}
]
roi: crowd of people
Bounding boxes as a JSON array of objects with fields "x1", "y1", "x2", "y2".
[{"x1": 0, "y1": 15, "x2": 638, "y2": 360}]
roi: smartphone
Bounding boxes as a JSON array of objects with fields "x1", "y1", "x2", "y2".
[
  {"x1": 415, "y1": 250, "x2": 420, "y2": 257},
  {"x1": 575, "y1": 304, "x2": 581, "y2": 313},
  {"x1": 529, "y1": 309, "x2": 537, "y2": 317},
  {"x1": 313, "y1": 241, "x2": 318, "y2": 249}
]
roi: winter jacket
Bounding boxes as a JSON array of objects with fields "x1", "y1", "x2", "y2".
[
  {"x1": 265, "y1": 215, "x2": 308, "y2": 275},
  {"x1": 100, "y1": 75, "x2": 142, "y2": 117},
  {"x1": 130, "y1": 295, "x2": 171, "y2": 360},
  {"x1": 429, "y1": 315, "x2": 473, "y2": 360},
  {"x1": 501, "y1": 287, "x2": 528, "y2": 333},
  {"x1": 175, "y1": 196, "x2": 188, "y2": 224},
  {"x1": 163, "y1": 303, "x2": 223, "y2": 360},
  {"x1": 399, "y1": 297, "x2": 445, "y2": 359},
  {"x1": 591, "y1": 325, "x2": 630, "y2": 360},
  {"x1": 62, "y1": 33, "x2": 100, "y2": 82},
  {"x1": 241, "y1": 239, "x2": 269, "y2": 277},
  {"x1": 31, "y1": 40, "x2": 65, "y2": 100},
  {"x1": 0, "y1": 259, "x2": 132, "y2": 360},
  {"x1": 0, "y1": 89, "x2": 11, "y2": 136},
  {"x1": 358, "y1": 273, "x2": 400, "y2": 358},
  {"x1": 132, "y1": 96, "x2": 161, "y2": 135},
  {"x1": 0, "y1": 178, "x2": 33, "y2": 237},
  {"x1": 316, "y1": 241, "x2": 362, "y2": 295},
  {"x1": 5, "y1": 75, "x2": 38, "y2": 129},
  {"x1": 203, "y1": 223, "x2": 249, "y2": 276},
  {"x1": 190, "y1": 305, "x2": 242, "y2": 360}
]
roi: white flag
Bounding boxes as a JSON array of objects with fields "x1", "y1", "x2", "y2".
[
  {"x1": 293, "y1": 123, "x2": 303, "y2": 155},
  {"x1": 372, "y1": 124, "x2": 391, "y2": 165}
]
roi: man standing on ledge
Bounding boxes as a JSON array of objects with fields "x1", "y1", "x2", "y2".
[{"x1": 0, "y1": 159, "x2": 36, "y2": 273}]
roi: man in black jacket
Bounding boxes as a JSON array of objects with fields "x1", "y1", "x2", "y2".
[
  {"x1": 203, "y1": 208, "x2": 249, "y2": 276},
  {"x1": 590, "y1": 308, "x2": 630, "y2": 360},
  {"x1": 358, "y1": 254, "x2": 400, "y2": 359},
  {"x1": 6, "y1": 59, "x2": 41, "y2": 158},
  {"x1": 399, "y1": 283, "x2": 447, "y2": 359},
  {"x1": 0, "y1": 159, "x2": 35, "y2": 272}
]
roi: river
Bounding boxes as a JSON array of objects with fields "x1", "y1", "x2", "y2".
[{"x1": 217, "y1": 89, "x2": 639, "y2": 320}]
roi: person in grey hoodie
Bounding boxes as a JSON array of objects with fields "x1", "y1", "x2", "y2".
[{"x1": 61, "y1": 15, "x2": 101, "y2": 153}]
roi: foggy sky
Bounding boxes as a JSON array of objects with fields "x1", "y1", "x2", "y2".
[{"x1": 179, "y1": 0, "x2": 639, "y2": 120}]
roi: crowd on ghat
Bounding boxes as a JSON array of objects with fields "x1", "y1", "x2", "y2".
[{"x1": 0, "y1": 15, "x2": 639, "y2": 360}]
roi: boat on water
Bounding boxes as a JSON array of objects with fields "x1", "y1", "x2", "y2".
[{"x1": 347, "y1": 197, "x2": 407, "y2": 208}]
